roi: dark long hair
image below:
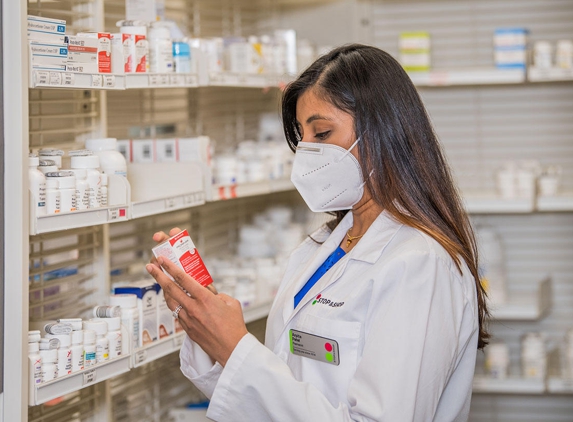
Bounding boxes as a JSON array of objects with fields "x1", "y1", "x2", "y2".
[{"x1": 282, "y1": 44, "x2": 489, "y2": 349}]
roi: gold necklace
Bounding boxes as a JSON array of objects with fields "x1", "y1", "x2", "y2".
[{"x1": 346, "y1": 227, "x2": 364, "y2": 247}]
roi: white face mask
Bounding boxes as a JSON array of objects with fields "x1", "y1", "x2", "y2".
[{"x1": 290, "y1": 137, "x2": 366, "y2": 212}]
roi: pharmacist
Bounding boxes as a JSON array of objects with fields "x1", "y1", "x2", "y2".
[{"x1": 147, "y1": 44, "x2": 488, "y2": 422}]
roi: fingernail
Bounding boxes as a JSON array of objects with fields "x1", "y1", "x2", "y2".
[{"x1": 146, "y1": 264, "x2": 153, "y2": 274}]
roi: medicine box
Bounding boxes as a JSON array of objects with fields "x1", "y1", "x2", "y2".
[
  {"x1": 155, "y1": 284, "x2": 175, "y2": 338},
  {"x1": 114, "y1": 280, "x2": 158, "y2": 347},
  {"x1": 29, "y1": 42, "x2": 68, "y2": 67},
  {"x1": 111, "y1": 34, "x2": 125, "y2": 74},
  {"x1": 494, "y1": 28, "x2": 528, "y2": 69},
  {"x1": 131, "y1": 140, "x2": 155, "y2": 163},
  {"x1": 152, "y1": 230, "x2": 214, "y2": 287},
  {"x1": 117, "y1": 139, "x2": 132, "y2": 162},
  {"x1": 399, "y1": 32, "x2": 431, "y2": 71},
  {"x1": 68, "y1": 33, "x2": 112, "y2": 73},
  {"x1": 155, "y1": 139, "x2": 178, "y2": 163},
  {"x1": 28, "y1": 15, "x2": 66, "y2": 42}
]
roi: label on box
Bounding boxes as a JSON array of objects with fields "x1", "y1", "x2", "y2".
[{"x1": 152, "y1": 230, "x2": 213, "y2": 287}]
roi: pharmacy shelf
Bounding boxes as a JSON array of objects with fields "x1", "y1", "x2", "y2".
[
  {"x1": 490, "y1": 277, "x2": 551, "y2": 321},
  {"x1": 130, "y1": 191, "x2": 206, "y2": 219},
  {"x1": 408, "y1": 68, "x2": 526, "y2": 87},
  {"x1": 463, "y1": 193, "x2": 535, "y2": 214},
  {"x1": 30, "y1": 355, "x2": 131, "y2": 406},
  {"x1": 132, "y1": 332, "x2": 186, "y2": 368},
  {"x1": 547, "y1": 377, "x2": 573, "y2": 394},
  {"x1": 31, "y1": 206, "x2": 129, "y2": 235},
  {"x1": 212, "y1": 178, "x2": 294, "y2": 201},
  {"x1": 243, "y1": 299, "x2": 274, "y2": 324},
  {"x1": 537, "y1": 194, "x2": 573, "y2": 212},
  {"x1": 528, "y1": 67, "x2": 573, "y2": 82},
  {"x1": 472, "y1": 375, "x2": 546, "y2": 394},
  {"x1": 208, "y1": 72, "x2": 291, "y2": 88}
]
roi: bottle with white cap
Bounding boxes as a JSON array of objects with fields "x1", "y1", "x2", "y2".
[
  {"x1": 39, "y1": 348, "x2": 58, "y2": 382},
  {"x1": 110, "y1": 294, "x2": 140, "y2": 355},
  {"x1": 29, "y1": 154, "x2": 47, "y2": 216},
  {"x1": 83, "y1": 329, "x2": 97, "y2": 367},
  {"x1": 28, "y1": 342, "x2": 43, "y2": 390},
  {"x1": 68, "y1": 168, "x2": 90, "y2": 211},
  {"x1": 96, "y1": 317, "x2": 122, "y2": 359},
  {"x1": 69, "y1": 150, "x2": 101, "y2": 209},
  {"x1": 28, "y1": 330, "x2": 42, "y2": 343},
  {"x1": 99, "y1": 173, "x2": 108, "y2": 207},
  {"x1": 70, "y1": 330, "x2": 85, "y2": 372},
  {"x1": 45, "y1": 178, "x2": 61, "y2": 214},
  {"x1": 85, "y1": 138, "x2": 127, "y2": 178},
  {"x1": 46, "y1": 171, "x2": 77, "y2": 213},
  {"x1": 39, "y1": 148, "x2": 64, "y2": 168},
  {"x1": 46, "y1": 333, "x2": 73, "y2": 378},
  {"x1": 83, "y1": 319, "x2": 109, "y2": 363},
  {"x1": 38, "y1": 159, "x2": 59, "y2": 175}
]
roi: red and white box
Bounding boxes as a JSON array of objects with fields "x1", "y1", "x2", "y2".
[
  {"x1": 67, "y1": 33, "x2": 111, "y2": 73},
  {"x1": 152, "y1": 230, "x2": 213, "y2": 287}
]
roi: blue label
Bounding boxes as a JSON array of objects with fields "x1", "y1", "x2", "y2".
[
  {"x1": 85, "y1": 352, "x2": 96, "y2": 360},
  {"x1": 57, "y1": 25, "x2": 65, "y2": 33},
  {"x1": 60, "y1": 48, "x2": 68, "y2": 55}
]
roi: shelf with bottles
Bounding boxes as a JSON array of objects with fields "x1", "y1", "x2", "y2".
[
  {"x1": 212, "y1": 178, "x2": 294, "y2": 201},
  {"x1": 472, "y1": 374, "x2": 546, "y2": 394},
  {"x1": 489, "y1": 277, "x2": 551, "y2": 321},
  {"x1": 528, "y1": 67, "x2": 573, "y2": 82},
  {"x1": 407, "y1": 68, "x2": 526, "y2": 87},
  {"x1": 30, "y1": 354, "x2": 131, "y2": 406},
  {"x1": 547, "y1": 377, "x2": 573, "y2": 394},
  {"x1": 463, "y1": 192, "x2": 535, "y2": 214},
  {"x1": 537, "y1": 192, "x2": 573, "y2": 212}
]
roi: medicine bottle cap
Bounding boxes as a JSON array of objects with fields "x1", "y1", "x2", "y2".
[
  {"x1": 96, "y1": 317, "x2": 121, "y2": 332},
  {"x1": 83, "y1": 319, "x2": 108, "y2": 336},
  {"x1": 39, "y1": 159, "x2": 56, "y2": 167},
  {"x1": 109, "y1": 294, "x2": 137, "y2": 308},
  {"x1": 46, "y1": 333, "x2": 72, "y2": 348},
  {"x1": 39, "y1": 348, "x2": 58, "y2": 363},
  {"x1": 46, "y1": 179, "x2": 59, "y2": 189},
  {"x1": 71, "y1": 155, "x2": 100, "y2": 169},
  {"x1": 29, "y1": 154, "x2": 40, "y2": 167},
  {"x1": 83, "y1": 329, "x2": 96, "y2": 344},
  {"x1": 39, "y1": 148, "x2": 64, "y2": 157},
  {"x1": 28, "y1": 330, "x2": 42, "y2": 343},
  {"x1": 85, "y1": 138, "x2": 118, "y2": 152},
  {"x1": 47, "y1": 172, "x2": 76, "y2": 189},
  {"x1": 29, "y1": 342, "x2": 40, "y2": 354},
  {"x1": 39, "y1": 338, "x2": 60, "y2": 350},
  {"x1": 71, "y1": 330, "x2": 84, "y2": 345},
  {"x1": 69, "y1": 168, "x2": 87, "y2": 179}
]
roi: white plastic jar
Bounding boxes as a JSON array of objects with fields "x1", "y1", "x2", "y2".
[
  {"x1": 46, "y1": 171, "x2": 77, "y2": 213},
  {"x1": 110, "y1": 294, "x2": 140, "y2": 355},
  {"x1": 39, "y1": 348, "x2": 58, "y2": 382},
  {"x1": 534, "y1": 41, "x2": 553, "y2": 69},
  {"x1": 556, "y1": 40, "x2": 573, "y2": 69},
  {"x1": 38, "y1": 149, "x2": 64, "y2": 168},
  {"x1": 83, "y1": 329, "x2": 97, "y2": 367},
  {"x1": 83, "y1": 319, "x2": 109, "y2": 363},
  {"x1": 476, "y1": 226, "x2": 507, "y2": 306},
  {"x1": 522, "y1": 332, "x2": 547, "y2": 378},
  {"x1": 99, "y1": 317, "x2": 122, "y2": 359},
  {"x1": 84, "y1": 138, "x2": 127, "y2": 178},
  {"x1": 29, "y1": 154, "x2": 47, "y2": 216},
  {"x1": 485, "y1": 342, "x2": 509, "y2": 379},
  {"x1": 70, "y1": 150, "x2": 101, "y2": 209},
  {"x1": 46, "y1": 333, "x2": 73, "y2": 378},
  {"x1": 45, "y1": 178, "x2": 61, "y2": 215},
  {"x1": 28, "y1": 342, "x2": 43, "y2": 388},
  {"x1": 100, "y1": 173, "x2": 108, "y2": 207},
  {"x1": 38, "y1": 159, "x2": 59, "y2": 175},
  {"x1": 28, "y1": 330, "x2": 42, "y2": 343},
  {"x1": 70, "y1": 330, "x2": 85, "y2": 373},
  {"x1": 148, "y1": 22, "x2": 173, "y2": 73}
]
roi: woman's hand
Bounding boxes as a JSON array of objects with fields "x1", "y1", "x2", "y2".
[
  {"x1": 152, "y1": 228, "x2": 218, "y2": 295},
  {"x1": 146, "y1": 256, "x2": 248, "y2": 367}
]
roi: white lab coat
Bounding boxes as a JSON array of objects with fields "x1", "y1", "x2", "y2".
[{"x1": 180, "y1": 210, "x2": 479, "y2": 421}]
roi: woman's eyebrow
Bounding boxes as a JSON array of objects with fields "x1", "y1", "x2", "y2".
[{"x1": 306, "y1": 114, "x2": 331, "y2": 124}]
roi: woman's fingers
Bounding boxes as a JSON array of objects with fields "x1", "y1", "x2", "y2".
[
  {"x1": 156, "y1": 257, "x2": 210, "y2": 302},
  {"x1": 169, "y1": 227, "x2": 183, "y2": 237},
  {"x1": 146, "y1": 262, "x2": 195, "y2": 309},
  {"x1": 152, "y1": 227, "x2": 183, "y2": 244}
]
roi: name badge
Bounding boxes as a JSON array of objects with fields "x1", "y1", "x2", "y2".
[{"x1": 289, "y1": 329, "x2": 340, "y2": 366}]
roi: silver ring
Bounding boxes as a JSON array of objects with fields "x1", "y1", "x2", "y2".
[{"x1": 172, "y1": 305, "x2": 183, "y2": 319}]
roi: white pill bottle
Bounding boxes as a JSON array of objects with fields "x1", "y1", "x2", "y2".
[{"x1": 110, "y1": 294, "x2": 140, "y2": 355}]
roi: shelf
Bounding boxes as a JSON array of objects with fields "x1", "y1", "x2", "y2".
[
  {"x1": 131, "y1": 191, "x2": 206, "y2": 219},
  {"x1": 473, "y1": 375, "x2": 545, "y2": 394},
  {"x1": 490, "y1": 277, "x2": 551, "y2": 321},
  {"x1": 243, "y1": 300, "x2": 274, "y2": 324},
  {"x1": 463, "y1": 193, "x2": 535, "y2": 214},
  {"x1": 528, "y1": 67, "x2": 573, "y2": 82},
  {"x1": 537, "y1": 194, "x2": 573, "y2": 212},
  {"x1": 212, "y1": 178, "x2": 294, "y2": 201},
  {"x1": 408, "y1": 68, "x2": 526, "y2": 87},
  {"x1": 31, "y1": 355, "x2": 131, "y2": 406},
  {"x1": 132, "y1": 332, "x2": 186, "y2": 368},
  {"x1": 547, "y1": 377, "x2": 573, "y2": 394}
]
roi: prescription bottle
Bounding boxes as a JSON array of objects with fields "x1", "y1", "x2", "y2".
[
  {"x1": 39, "y1": 148, "x2": 64, "y2": 168},
  {"x1": 68, "y1": 168, "x2": 90, "y2": 211},
  {"x1": 83, "y1": 329, "x2": 97, "y2": 367},
  {"x1": 98, "y1": 317, "x2": 122, "y2": 359},
  {"x1": 70, "y1": 150, "x2": 101, "y2": 209},
  {"x1": 28, "y1": 342, "x2": 43, "y2": 388},
  {"x1": 110, "y1": 294, "x2": 140, "y2": 355},
  {"x1": 100, "y1": 173, "x2": 108, "y2": 207},
  {"x1": 85, "y1": 138, "x2": 127, "y2": 177},
  {"x1": 148, "y1": 22, "x2": 173, "y2": 73},
  {"x1": 45, "y1": 178, "x2": 61, "y2": 215},
  {"x1": 83, "y1": 319, "x2": 109, "y2": 363},
  {"x1": 70, "y1": 330, "x2": 85, "y2": 372},
  {"x1": 38, "y1": 159, "x2": 59, "y2": 175},
  {"x1": 39, "y1": 348, "x2": 58, "y2": 382},
  {"x1": 29, "y1": 154, "x2": 47, "y2": 216},
  {"x1": 46, "y1": 333, "x2": 72, "y2": 377}
]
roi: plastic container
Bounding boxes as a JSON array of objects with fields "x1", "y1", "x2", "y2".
[
  {"x1": 68, "y1": 168, "x2": 90, "y2": 211},
  {"x1": 84, "y1": 138, "x2": 127, "y2": 177},
  {"x1": 556, "y1": 40, "x2": 573, "y2": 69},
  {"x1": 522, "y1": 333, "x2": 547, "y2": 379},
  {"x1": 100, "y1": 173, "x2": 108, "y2": 207},
  {"x1": 29, "y1": 154, "x2": 47, "y2": 216},
  {"x1": 70, "y1": 151, "x2": 101, "y2": 209},
  {"x1": 46, "y1": 171, "x2": 77, "y2": 213},
  {"x1": 39, "y1": 348, "x2": 58, "y2": 381},
  {"x1": 110, "y1": 294, "x2": 140, "y2": 355},
  {"x1": 476, "y1": 226, "x2": 507, "y2": 306},
  {"x1": 148, "y1": 22, "x2": 173, "y2": 73},
  {"x1": 38, "y1": 159, "x2": 59, "y2": 175},
  {"x1": 70, "y1": 330, "x2": 85, "y2": 373},
  {"x1": 28, "y1": 330, "x2": 42, "y2": 343},
  {"x1": 46, "y1": 333, "x2": 72, "y2": 377},
  {"x1": 28, "y1": 342, "x2": 43, "y2": 390},
  {"x1": 38, "y1": 149, "x2": 64, "y2": 168},
  {"x1": 93, "y1": 305, "x2": 121, "y2": 318},
  {"x1": 45, "y1": 178, "x2": 61, "y2": 214},
  {"x1": 533, "y1": 41, "x2": 553, "y2": 68},
  {"x1": 173, "y1": 40, "x2": 192, "y2": 73},
  {"x1": 83, "y1": 329, "x2": 97, "y2": 367},
  {"x1": 83, "y1": 320, "x2": 109, "y2": 363},
  {"x1": 485, "y1": 342, "x2": 509, "y2": 379},
  {"x1": 98, "y1": 317, "x2": 122, "y2": 359}
]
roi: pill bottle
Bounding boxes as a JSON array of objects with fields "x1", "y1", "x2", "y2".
[
  {"x1": 93, "y1": 305, "x2": 121, "y2": 318},
  {"x1": 39, "y1": 348, "x2": 58, "y2": 382},
  {"x1": 43, "y1": 321, "x2": 73, "y2": 335},
  {"x1": 39, "y1": 148, "x2": 64, "y2": 168},
  {"x1": 70, "y1": 150, "x2": 101, "y2": 209},
  {"x1": 57, "y1": 317, "x2": 83, "y2": 331},
  {"x1": 46, "y1": 333, "x2": 72, "y2": 377},
  {"x1": 83, "y1": 319, "x2": 109, "y2": 363},
  {"x1": 29, "y1": 154, "x2": 47, "y2": 216},
  {"x1": 45, "y1": 178, "x2": 61, "y2": 214},
  {"x1": 83, "y1": 329, "x2": 97, "y2": 367},
  {"x1": 84, "y1": 138, "x2": 127, "y2": 177},
  {"x1": 476, "y1": 226, "x2": 507, "y2": 306},
  {"x1": 28, "y1": 342, "x2": 43, "y2": 388},
  {"x1": 28, "y1": 330, "x2": 42, "y2": 343},
  {"x1": 100, "y1": 173, "x2": 108, "y2": 207},
  {"x1": 38, "y1": 159, "x2": 59, "y2": 175},
  {"x1": 46, "y1": 171, "x2": 77, "y2": 212},
  {"x1": 173, "y1": 40, "x2": 192, "y2": 73},
  {"x1": 68, "y1": 168, "x2": 90, "y2": 210},
  {"x1": 148, "y1": 22, "x2": 173, "y2": 73},
  {"x1": 485, "y1": 342, "x2": 509, "y2": 379},
  {"x1": 118, "y1": 21, "x2": 148, "y2": 73},
  {"x1": 98, "y1": 317, "x2": 122, "y2": 359},
  {"x1": 39, "y1": 337, "x2": 60, "y2": 350},
  {"x1": 522, "y1": 332, "x2": 546, "y2": 378},
  {"x1": 110, "y1": 294, "x2": 140, "y2": 355},
  {"x1": 534, "y1": 41, "x2": 553, "y2": 69},
  {"x1": 70, "y1": 330, "x2": 85, "y2": 372},
  {"x1": 556, "y1": 40, "x2": 573, "y2": 69}
]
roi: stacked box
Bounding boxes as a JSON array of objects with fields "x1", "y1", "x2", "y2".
[
  {"x1": 67, "y1": 33, "x2": 112, "y2": 74},
  {"x1": 28, "y1": 15, "x2": 66, "y2": 44},
  {"x1": 399, "y1": 32, "x2": 431, "y2": 72},
  {"x1": 28, "y1": 15, "x2": 68, "y2": 71},
  {"x1": 494, "y1": 28, "x2": 528, "y2": 69}
]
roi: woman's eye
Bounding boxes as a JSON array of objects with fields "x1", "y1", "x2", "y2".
[{"x1": 315, "y1": 131, "x2": 330, "y2": 140}]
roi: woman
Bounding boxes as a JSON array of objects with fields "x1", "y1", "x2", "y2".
[{"x1": 146, "y1": 44, "x2": 488, "y2": 421}]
